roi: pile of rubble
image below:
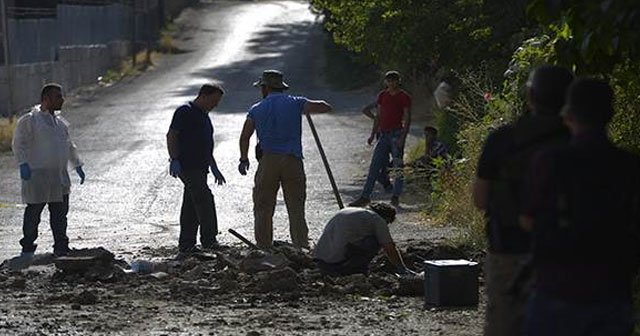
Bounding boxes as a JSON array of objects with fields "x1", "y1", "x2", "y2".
[{"x1": 0, "y1": 240, "x2": 477, "y2": 305}]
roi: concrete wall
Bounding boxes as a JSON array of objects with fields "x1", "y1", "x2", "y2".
[{"x1": 0, "y1": 41, "x2": 130, "y2": 116}]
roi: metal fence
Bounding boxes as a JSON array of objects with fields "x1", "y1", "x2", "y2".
[
  {"x1": 0, "y1": 0, "x2": 193, "y2": 116},
  {"x1": 3, "y1": 0, "x2": 162, "y2": 65}
]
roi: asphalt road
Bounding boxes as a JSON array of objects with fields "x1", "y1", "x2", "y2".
[{"x1": 0, "y1": 0, "x2": 426, "y2": 261}]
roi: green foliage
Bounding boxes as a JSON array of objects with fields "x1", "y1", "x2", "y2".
[
  {"x1": 609, "y1": 60, "x2": 640, "y2": 155},
  {"x1": 428, "y1": 70, "x2": 516, "y2": 249},
  {"x1": 527, "y1": 0, "x2": 640, "y2": 74},
  {"x1": 310, "y1": 0, "x2": 531, "y2": 81}
]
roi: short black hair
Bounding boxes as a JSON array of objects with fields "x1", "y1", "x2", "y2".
[
  {"x1": 41, "y1": 83, "x2": 63, "y2": 101},
  {"x1": 198, "y1": 83, "x2": 225, "y2": 96},
  {"x1": 424, "y1": 126, "x2": 438, "y2": 135},
  {"x1": 527, "y1": 65, "x2": 574, "y2": 116},
  {"x1": 565, "y1": 78, "x2": 615, "y2": 127},
  {"x1": 368, "y1": 202, "x2": 396, "y2": 224}
]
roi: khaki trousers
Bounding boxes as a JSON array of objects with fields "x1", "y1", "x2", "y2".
[
  {"x1": 253, "y1": 153, "x2": 308, "y2": 248},
  {"x1": 484, "y1": 252, "x2": 530, "y2": 336}
]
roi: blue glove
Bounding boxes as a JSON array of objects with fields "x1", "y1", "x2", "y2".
[
  {"x1": 210, "y1": 165, "x2": 226, "y2": 185},
  {"x1": 169, "y1": 160, "x2": 181, "y2": 177},
  {"x1": 238, "y1": 159, "x2": 250, "y2": 175},
  {"x1": 75, "y1": 166, "x2": 85, "y2": 184},
  {"x1": 19, "y1": 163, "x2": 31, "y2": 181}
]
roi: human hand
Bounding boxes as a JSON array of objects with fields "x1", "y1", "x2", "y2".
[
  {"x1": 395, "y1": 266, "x2": 417, "y2": 276},
  {"x1": 19, "y1": 163, "x2": 31, "y2": 180},
  {"x1": 367, "y1": 134, "x2": 375, "y2": 146},
  {"x1": 210, "y1": 165, "x2": 226, "y2": 185},
  {"x1": 238, "y1": 159, "x2": 250, "y2": 175},
  {"x1": 75, "y1": 166, "x2": 85, "y2": 184},
  {"x1": 169, "y1": 160, "x2": 181, "y2": 178}
]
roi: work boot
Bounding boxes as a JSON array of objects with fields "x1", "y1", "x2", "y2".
[
  {"x1": 391, "y1": 195, "x2": 400, "y2": 207},
  {"x1": 53, "y1": 247, "x2": 71, "y2": 257},
  {"x1": 202, "y1": 239, "x2": 221, "y2": 252},
  {"x1": 383, "y1": 183, "x2": 393, "y2": 194},
  {"x1": 348, "y1": 197, "x2": 370, "y2": 207},
  {"x1": 175, "y1": 246, "x2": 201, "y2": 260}
]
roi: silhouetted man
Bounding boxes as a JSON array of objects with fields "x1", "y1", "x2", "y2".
[
  {"x1": 473, "y1": 66, "x2": 574, "y2": 336},
  {"x1": 167, "y1": 84, "x2": 226, "y2": 257},
  {"x1": 522, "y1": 78, "x2": 640, "y2": 336},
  {"x1": 238, "y1": 70, "x2": 331, "y2": 249}
]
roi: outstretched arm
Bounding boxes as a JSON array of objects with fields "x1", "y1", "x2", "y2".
[{"x1": 303, "y1": 99, "x2": 332, "y2": 114}]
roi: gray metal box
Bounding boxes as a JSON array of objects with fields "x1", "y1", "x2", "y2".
[{"x1": 424, "y1": 259, "x2": 479, "y2": 307}]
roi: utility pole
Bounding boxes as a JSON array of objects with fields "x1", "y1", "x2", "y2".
[
  {"x1": 0, "y1": 0, "x2": 13, "y2": 116},
  {"x1": 130, "y1": 0, "x2": 136, "y2": 66}
]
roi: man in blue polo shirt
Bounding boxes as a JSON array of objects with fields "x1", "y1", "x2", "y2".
[
  {"x1": 238, "y1": 70, "x2": 332, "y2": 249},
  {"x1": 167, "y1": 84, "x2": 226, "y2": 256}
]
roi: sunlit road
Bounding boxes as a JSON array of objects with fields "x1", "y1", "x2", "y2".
[{"x1": 0, "y1": 1, "x2": 417, "y2": 260}]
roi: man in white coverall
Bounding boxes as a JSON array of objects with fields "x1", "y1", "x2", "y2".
[{"x1": 12, "y1": 83, "x2": 85, "y2": 258}]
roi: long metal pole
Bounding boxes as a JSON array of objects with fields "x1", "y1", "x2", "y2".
[
  {"x1": 1, "y1": 0, "x2": 13, "y2": 116},
  {"x1": 305, "y1": 112, "x2": 344, "y2": 209}
]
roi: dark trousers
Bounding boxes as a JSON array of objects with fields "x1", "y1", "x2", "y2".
[
  {"x1": 178, "y1": 169, "x2": 217, "y2": 252},
  {"x1": 20, "y1": 194, "x2": 69, "y2": 254},
  {"x1": 317, "y1": 236, "x2": 380, "y2": 276},
  {"x1": 526, "y1": 291, "x2": 633, "y2": 336}
]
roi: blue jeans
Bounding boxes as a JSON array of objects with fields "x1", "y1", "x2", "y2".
[
  {"x1": 526, "y1": 291, "x2": 633, "y2": 336},
  {"x1": 362, "y1": 130, "x2": 404, "y2": 198}
]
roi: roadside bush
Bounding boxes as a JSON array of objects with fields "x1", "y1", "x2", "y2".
[
  {"x1": 0, "y1": 117, "x2": 16, "y2": 152},
  {"x1": 609, "y1": 60, "x2": 640, "y2": 155}
]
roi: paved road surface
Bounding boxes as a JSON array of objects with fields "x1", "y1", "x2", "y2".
[{"x1": 0, "y1": 0, "x2": 427, "y2": 260}]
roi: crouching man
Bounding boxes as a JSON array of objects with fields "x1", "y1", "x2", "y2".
[{"x1": 313, "y1": 202, "x2": 412, "y2": 276}]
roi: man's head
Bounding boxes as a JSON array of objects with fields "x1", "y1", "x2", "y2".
[
  {"x1": 368, "y1": 202, "x2": 396, "y2": 224},
  {"x1": 253, "y1": 70, "x2": 289, "y2": 98},
  {"x1": 424, "y1": 126, "x2": 438, "y2": 143},
  {"x1": 196, "y1": 84, "x2": 225, "y2": 111},
  {"x1": 41, "y1": 83, "x2": 64, "y2": 112},
  {"x1": 526, "y1": 65, "x2": 574, "y2": 116},
  {"x1": 562, "y1": 78, "x2": 615, "y2": 134},
  {"x1": 384, "y1": 70, "x2": 401, "y2": 90}
]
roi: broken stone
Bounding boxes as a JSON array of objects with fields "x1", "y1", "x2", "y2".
[
  {"x1": 255, "y1": 267, "x2": 298, "y2": 292},
  {"x1": 239, "y1": 251, "x2": 290, "y2": 273},
  {"x1": 74, "y1": 290, "x2": 99, "y2": 305}
]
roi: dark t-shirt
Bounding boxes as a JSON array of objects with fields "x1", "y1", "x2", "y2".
[
  {"x1": 524, "y1": 132, "x2": 640, "y2": 302},
  {"x1": 477, "y1": 115, "x2": 569, "y2": 253},
  {"x1": 169, "y1": 102, "x2": 213, "y2": 170}
]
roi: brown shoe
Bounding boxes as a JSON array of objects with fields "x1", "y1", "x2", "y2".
[{"x1": 348, "y1": 197, "x2": 370, "y2": 207}]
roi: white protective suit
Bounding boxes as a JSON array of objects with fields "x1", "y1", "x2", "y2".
[{"x1": 12, "y1": 107, "x2": 83, "y2": 204}]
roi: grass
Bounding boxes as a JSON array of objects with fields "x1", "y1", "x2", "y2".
[
  {"x1": 98, "y1": 49, "x2": 161, "y2": 86},
  {"x1": 0, "y1": 117, "x2": 17, "y2": 152},
  {"x1": 159, "y1": 22, "x2": 183, "y2": 54}
]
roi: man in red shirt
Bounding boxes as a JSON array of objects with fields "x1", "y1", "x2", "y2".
[{"x1": 350, "y1": 71, "x2": 411, "y2": 207}]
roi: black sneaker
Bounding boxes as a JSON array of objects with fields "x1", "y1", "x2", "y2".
[
  {"x1": 391, "y1": 196, "x2": 399, "y2": 207},
  {"x1": 348, "y1": 197, "x2": 371, "y2": 207}
]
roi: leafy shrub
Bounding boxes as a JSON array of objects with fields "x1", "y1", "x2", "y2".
[{"x1": 0, "y1": 117, "x2": 16, "y2": 152}]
